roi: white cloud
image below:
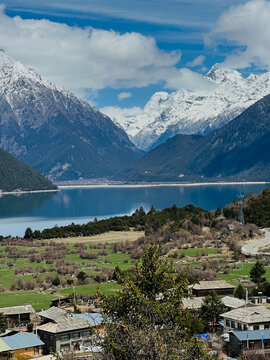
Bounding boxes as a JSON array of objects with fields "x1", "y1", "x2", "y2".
[
  {"x1": 118, "y1": 92, "x2": 132, "y2": 101},
  {"x1": 187, "y1": 55, "x2": 206, "y2": 67},
  {"x1": 209, "y1": 0, "x2": 270, "y2": 70},
  {"x1": 0, "y1": 8, "x2": 214, "y2": 95}
]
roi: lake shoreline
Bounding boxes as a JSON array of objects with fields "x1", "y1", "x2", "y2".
[
  {"x1": 0, "y1": 189, "x2": 59, "y2": 196},
  {"x1": 58, "y1": 181, "x2": 270, "y2": 189}
]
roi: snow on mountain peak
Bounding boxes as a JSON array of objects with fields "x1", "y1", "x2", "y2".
[{"x1": 107, "y1": 65, "x2": 270, "y2": 151}]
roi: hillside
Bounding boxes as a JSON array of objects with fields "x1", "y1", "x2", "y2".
[
  {"x1": 105, "y1": 65, "x2": 270, "y2": 151},
  {"x1": 116, "y1": 94, "x2": 270, "y2": 182},
  {"x1": 0, "y1": 51, "x2": 142, "y2": 181},
  {"x1": 0, "y1": 147, "x2": 57, "y2": 192}
]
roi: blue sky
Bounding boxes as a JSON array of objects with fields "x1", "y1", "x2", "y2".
[{"x1": 1, "y1": 0, "x2": 270, "y2": 109}]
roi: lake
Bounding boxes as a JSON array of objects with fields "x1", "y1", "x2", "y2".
[{"x1": 0, "y1": 183, "x2": 269, "y2": 237}]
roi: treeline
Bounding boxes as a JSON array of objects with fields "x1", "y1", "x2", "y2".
[
  {"x1": 223, "y1": 189, "x2": 270, "y2": 227},
  {"x1": 24, "y1": 204, "x2": 212, "y2": 240}
]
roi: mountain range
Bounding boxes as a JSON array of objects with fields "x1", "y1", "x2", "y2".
[
  {"x1": 116, "y1": 94, "x2": 270, "y2": 182},
  {"x1": 0, "y1": 50, "x2": 141, "y2": 181},
  {"x1": 107, "y1": 65, "x2": 270, "y2": 151}
]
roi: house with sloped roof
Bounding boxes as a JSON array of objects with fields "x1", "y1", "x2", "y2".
[
  {"x1": 191, "y1": 280, "x2": 235, "y2": 297},
  {"x1": 38, "y1": 314, "x2": 95, "y2": 354},
  {"x1": 182, "y1": 296, "x2": 246, "y2": 312},
  {"x1": 222, "y1": 306, "x2": 270, "y2": 332},
  {"x1": 229, "y1": 329, "x2": 270, "y2": 356},
  {"x1": 0, "y1": 332, "x2": 43, "y2": 360},
  {"x1": 0, "y1": 305, "x2": 35, "y2": 329},
  {"x1": 38, "y1": 307, "x2": 68, "y2": 324}
]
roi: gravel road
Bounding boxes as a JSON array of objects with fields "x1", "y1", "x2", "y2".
[{"x1": 241, "y1": 229, "x2": 270, "y2": 256}]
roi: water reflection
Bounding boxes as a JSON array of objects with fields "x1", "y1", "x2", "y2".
[{"x1": 0, "y1": 184, "x2": 269, "y2": 237}]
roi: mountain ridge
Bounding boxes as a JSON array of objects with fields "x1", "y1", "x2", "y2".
[
  {"x1": 105, "y1": 65, "x2": 270, "y2": 151},
  {"x1": 0, "y1": 51, "x2": 142, "y2": 181},
  {"x1": 115, "y1": 94, "x2": 270, "y2": 182}
]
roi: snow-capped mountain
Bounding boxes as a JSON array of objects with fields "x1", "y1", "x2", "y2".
[
  {"x1": 106, "y1": 65, "x2": 270, "y2": 151},
  {"x1": 0, "y1": 50, "x2": 141, "y2": 180}
]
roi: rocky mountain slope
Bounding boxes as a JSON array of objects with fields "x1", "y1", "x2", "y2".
[
  {"x1": 0, "y1": 147, "x2": 56, "y2": 192},
  {"x1": 0, "y1": 51, "x2": 142, "y2": 181},
  {"x1": 116, "y1": 94, "x2": 270, "y2": 182},
  {"x1": 108, "y1": 66, "x2": 270, "y2": 151}
]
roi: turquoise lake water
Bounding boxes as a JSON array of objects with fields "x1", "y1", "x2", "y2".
[{"x1": 0, "y1": 184, "x2": 269, "y2": 237}]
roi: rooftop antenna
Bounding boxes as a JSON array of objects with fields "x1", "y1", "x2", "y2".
[{"x1": 237, "y1": 192, "x2": 245, "y2": 226}]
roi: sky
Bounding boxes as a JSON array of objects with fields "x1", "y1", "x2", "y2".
[{"x1": 1, "y1": 0, "x2": 270, "y2": 112}]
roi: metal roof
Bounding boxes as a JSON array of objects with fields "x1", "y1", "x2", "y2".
[
  {"x1": 0, "y1": 339, "x2": 11, "y2": 353},
  {"x1": 38, "y1": 315, "x2": 93, "y2": 333},
  {"x1": 222, "y1": 306, "x2": 270, "y2": 324},
  {"x1": 232, "y1": 329, "x2": 270, "y2": 341},
  {"x1": 38, "y1": 307, "x2": 67, "y2": 320},
  {"x1": 182, "y1": 296, "x2": 246, "y2": 310},
  {"x1": 193, "y1": 280, "x2": 235, "y2": 291},
  {"x1": 2, "y1": 332, "x2": 44, "y2": 350},
  {"x1": 0, "y1": 305, "x2": 35, "y2": 316}
]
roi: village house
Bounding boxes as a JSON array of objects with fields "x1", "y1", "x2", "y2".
[
  {"x1": 191, "y1": 280, "x2": 235, "y2": 297},
  {"x1": 222, "y1": 306, "x2": 270, "y2": 332},
  {"x1": 0, "y1": 305, "x2": 35, "y2": 329},
  {"x1": 38, "y1": 307, "x2": 68, "y2": 324},
  {"x1": 250, "y1": 295, "x2": 270, "y2": 305},
  {"x1": 182, "y1": 296, "x2": 246, "y2": 312},
  {"x1": 38, "y1": 314, "x2": 95, "y2": 354},
  {"x1": 229, "y1": 329, "x2": 270, "y2": 357},
  {"x1": 0, "y1": 332, "x2": 44, "y2": 360}
]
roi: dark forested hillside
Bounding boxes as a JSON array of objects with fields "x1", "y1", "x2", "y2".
[
  {"x1": 116, "y1": 94, "x2": 270, "y2": 182},
  {"x1": 0, "y1": 147, "x2": 57, "y2": 192}
]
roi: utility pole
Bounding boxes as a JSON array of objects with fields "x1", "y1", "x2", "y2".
[{"x1": 238, "y1": 193, "x2": 245, "y2": 226}]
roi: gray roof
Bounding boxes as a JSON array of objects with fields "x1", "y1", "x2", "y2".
[
  {"x1": 193, "y1": 280, "x2": 235, "y2": 291},
  {"x1": 2, "y1": 332, "x2": 44, "y2": 350},
  {"x1": 222, "y1": 306, "x2": 270, "y2": 324},
  {"x1": 38, "y1": 307, "x2": 67, "y2": 320},
  {"x1": 221, "y1": 296, "x2": 246, "y2": 309},
  {"x1": 182, "y1": 296, "x2": 245, "y2": 310},
  {"x1": 38, "y1": 314, "x2": 94, "y2": 333},
  {"x1": 232, "y1": 329, "x2": 270, "y2": 341},
  {"x1": 0, "y1": 305, "x2": 35, "y2": 316}
]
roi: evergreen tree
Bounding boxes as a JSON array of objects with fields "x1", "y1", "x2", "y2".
[
  {"x1": 0, "y1": 313, "x2": 7, "y2": 334},
  {"x1": 234, "y1": 283, "x2": 246, "y2": 300},
  {"x1": 98, "y1": 245, "x2": 214, "y2": 360},
  {"x1": 250, "y1": 261, "x2": 266, "y2": 285},
  {"x1": 199, "y1": 291, "x2": 226, "y2": 332}
]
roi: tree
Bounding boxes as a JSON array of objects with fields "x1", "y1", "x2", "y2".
[
  {"x1": 250, "y1": 261, "x2": 266, "y2": 285},
  {"x1": 77, "y1": 271, "x2": 87, "y2": 283},
  {"x1": 98, "y1": 244, "x2": 214, "y2": 360},
  {"x1": 52, "y1": 277, "x2": 60, "y2": 286},
  {"x1": 0, "y1": 313, "x2": 8, "y2": 334},
  {"x1": 234, "y1": 283, "x2": 246, "y2": 300},
  {"x1": 199, "y1": 291, "x2": 226, "y2": 332},
  {"x1": 24, "y1": 227, "x2": 33, "y2": 239}
]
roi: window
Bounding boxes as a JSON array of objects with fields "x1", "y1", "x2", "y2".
[
  {"x1": 253, "y1": 325, "x2": 259, "y2": 330},
  {"x1": 24, "y1": 348, "x2": 28, "y2": 351},
  {"x1": 237, "y1": 323, "x2": 242, "y2": 330},
  {"x1": 244, "y1": 325, "x2": 247, "y2": 330},
  {"x1": 73, "y1": 332, "x2": 80, "y2": 339},
  {"x1": 231, "y1": 321, "x2": 235, "y2": 329},
  {"x1": 49, "y1": 335, "x2": 54, "y2": 342},
  {"x1": 34, "y1": 346, "x2": 39, "y2": 355},
  {"x1": 265, "y1": 324, "x2": 270, "y2": 329},
  {"x1": 60, "y1": 334, "x2": 70, "y2": 342},
  {"x1": 226, "y1": 320, "x2": 230, "y2": 327},
  {"x1": 82, "y1": 331, "x2": 91, "y2": 337},
  {"x1": 60, "y1": 344, "x2": 70, "y2": 352}
]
